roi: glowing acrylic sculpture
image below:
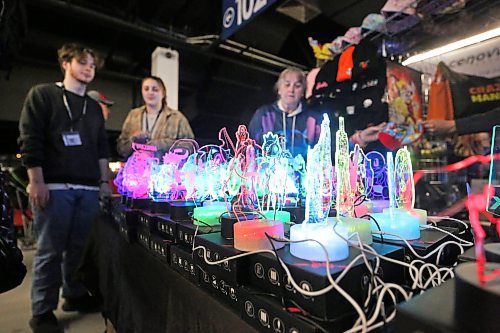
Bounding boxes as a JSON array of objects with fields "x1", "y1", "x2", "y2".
[
  {"x1": 333, "y1": 121, "x2": 373, "y2": 244},
  {"x1": 384, "y1": 146, "x2": 427, "y2": 224},
  {"x1": 365, "y1": 151, "x2": 390, "y2": 212},
  {"x1": 260, "y1": 132, "x2": 299, "y2": 211},
  {"x1": 335, "y1": 117, "x2": 352, "y2": 217},
  {"x1": 487, "y1": 125, "x2": 500, "y2": 217},
  {"x1": 370, "y1": 149, "x2": 420, "y2": 240},
  {"x1": 149, "y1": 140, "x2": 196, "y2": 201},
  {"x1": 303, "y1": 114, "x2": 333, "y2": 224},
  {"x1": 189, "y1": 138, "x2": 234, "y2": 226},
  {"x1": 149, "y1": 160, "x2": 177, "y2": 200},
  {"x1": 221, "y1": 125, "x2": 285, "y2": 252},
  {"x1": 121, "y1": 143, "x2": 157, "y2": 198},
  {"x1": 195, "y1": 144, "x2": 231, "y2": 202},
  {"x1": 290, "y1": 114, "x2": 349, "y2": 262}
]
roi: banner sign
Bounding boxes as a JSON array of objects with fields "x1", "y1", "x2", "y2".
[
  {"x1": 221, "y1": 0, "x2": 276, "y2": 40},
  {"x1": 408, "y1": 36, "x2": 500, "y2": 78},
  {"x1": 439, "y1": 62, "x2": 500, "y2": 119}
]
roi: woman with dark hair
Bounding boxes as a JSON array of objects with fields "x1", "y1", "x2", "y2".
[{"x1": 117, "y1": 75, "x2": 194, "y2": 158}]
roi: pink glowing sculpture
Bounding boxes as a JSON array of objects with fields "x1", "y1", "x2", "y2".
[
  {"x1": 230, "y1": 125, "x2": 261, "y2": 217},
  {"x1": 466, "y1": 185, "x2": 500, "y2": 284},
  {"x1": 122, "y1": 143, "x2": 157, "y2": 198},
  {"x1": 150, "y1": 139, "x2": 199, "y2": 200}
]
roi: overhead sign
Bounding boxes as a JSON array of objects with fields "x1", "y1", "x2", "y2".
[
  {"x1": 408, "y1": 37, "x2": 500, "y2": 78},
  {"x1": 221, "y1": 0, "x2": 276, "y2": 40}
]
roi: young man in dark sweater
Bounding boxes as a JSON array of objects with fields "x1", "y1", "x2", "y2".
[{"x1": 18, "y1": 43, "x2": 111, "y2": 333}]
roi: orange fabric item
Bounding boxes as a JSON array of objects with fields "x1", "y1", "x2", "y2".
[
  {"x1": 427, "y1": 65, "x2": 454, "y2": 120},
  {"x1": 336, "y1": 46, "x2": 355, "y2": 82}
]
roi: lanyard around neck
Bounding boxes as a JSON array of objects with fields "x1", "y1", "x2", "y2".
[
  {"x1": 62, "y1": 87, "x2": 87, "y2": 131},
  {"x1": 142, "y1": 108, "x2": 161, "y2": 134}
]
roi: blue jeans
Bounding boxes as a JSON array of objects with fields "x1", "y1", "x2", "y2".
[{"x1": 31, "y1": 189, "x2": 99, "y2": 315}]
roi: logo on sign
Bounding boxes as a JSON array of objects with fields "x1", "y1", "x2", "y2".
[
  {"x1": 490, "y1": 195, "x2": 500, "y2": 210},
  {"x1": 223, "y1": 7, "x2": 235, "y2": 28},
  {"x1": 221, "y1": 0, "x2": 276, "y2": 40}
]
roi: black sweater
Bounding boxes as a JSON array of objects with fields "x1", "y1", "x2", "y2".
[
  {"x1": 455, "y1": 107, "x2": 499, "y2": 135},
  {"x1": 18, "y1": 83, "x2": 110, "y2": 186},
  {"x1": 248, "y1": 102, "x2": 320, "y2": 157}
]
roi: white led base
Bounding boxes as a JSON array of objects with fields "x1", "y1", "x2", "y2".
[
  {"x1": 290, "y1": 223, "x2": 349, "y2": 262},
  {"x1": 369, "y1": 199, "x2": 390, "y2": 213},
  {"x1": 371, "y1": 209, "x2": 421, "y2": 240},
  {"x1": 383, "y1": 207, "x2": 428, "y2": 225},
  {"x1": 327, "y1": 216, "x2": 373, "y2": 245}
]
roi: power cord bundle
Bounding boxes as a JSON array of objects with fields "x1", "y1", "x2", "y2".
[{"x1": 191, "y1": 214, "x2": 473, "y2": 333}]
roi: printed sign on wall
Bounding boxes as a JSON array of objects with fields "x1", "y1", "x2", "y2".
[
  {"x1": 221, "y1": 0, "x2": 276, "y2": 40},
  {"x1": 408, "y1": 36, "x2": 500, "y2": 78}
]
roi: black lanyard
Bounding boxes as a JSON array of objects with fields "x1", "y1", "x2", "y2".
[
  {"x1": 62, "y1": 88, "x2": 87, "y2": 132},
  {"x1": 142, "y1": 109, "x2": 161, "y2": 134}
]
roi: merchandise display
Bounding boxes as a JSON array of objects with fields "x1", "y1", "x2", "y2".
[
  {"x1": 6, "y1": 2, "x2": 499, "y2": 333},
  {"x1": 103, "y1": 107, "x2": 499, "y2": 332}
]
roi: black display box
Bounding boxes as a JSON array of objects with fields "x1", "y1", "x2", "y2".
[
  {"x1": 116, "y1": 205, "x2": 140, "y2": 243},
  {"x1": 137, "y1": 225, "x2": 150, "y2": 249},
  {"x1": 458, "y1": 246, "x2": 476, "y2": 263},
  {"x1": 149, "y1": 233, "x2": 172, "y2": 264},
  {"x1": 394, "y1": 279, "x2": 457, "y2": 333},
  {"x1": 138, "y1": 210, "x2": 166, "y2": 235},
  {"x1": 176, "y1": 220, "x2": 221, "y2": 250},
  {"x1": 248, "y1": 243, "x2": 405, "y2": 319},
  {"x1": 126, "y1": 197, "x2": 151, "y2": 210},
  {"x1": 118, "y1": 222, "x2": 136, "y2": 243},
  {"x1": 373, "y1": 226, "x2": 464, "y2": 265},
  {"x1": 149, "y1": 199, "x2": 170, "y2": 214},
  {"x1": 168, "y1": 200, "x2": 197, "y2": 222},
  {"x1": 170, "y1": 244, "x2": 198, "y2": 284},
  {"x1": 198, "y1": 266, "x2": 240, "y2": 311},
  {"x1": 194, "y1": 232, "x2": 250, "y2": 286},
  {"x1": 238, "y1": 286, "x2": 341, "y2": 333},
  {"x1": 156, "y1": 215, "x2": 178, "y2": 242}
]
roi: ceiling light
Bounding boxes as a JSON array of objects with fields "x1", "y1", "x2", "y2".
[{"x1": 402, "y1": 26, "x2": 500, "y2": 66}]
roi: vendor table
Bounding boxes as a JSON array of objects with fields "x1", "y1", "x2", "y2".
[{"x1": 82, "y1": 214, "x2": 257, "y2": 333}]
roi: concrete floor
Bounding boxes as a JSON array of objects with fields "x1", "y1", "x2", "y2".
[{"x1": 0, "y1": 249, "x2": 106, "y2": 333}]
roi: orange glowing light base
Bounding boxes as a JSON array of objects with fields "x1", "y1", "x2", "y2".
[{"x1": 233, "y1": 219, "x2": 285, "y2": 252}]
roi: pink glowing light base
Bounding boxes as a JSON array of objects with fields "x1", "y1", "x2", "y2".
[{"x1": 233, "y1": 219, "x2": 285, "y2": 252}]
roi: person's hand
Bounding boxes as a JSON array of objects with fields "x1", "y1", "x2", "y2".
[
  {"x1": 131, "y1": 131, "x2": 151, "y2": 144},
  {"x1": 99, "y1": 182, "x2": 113, "y2": 199},
  {"x1": 28, "y1": 182, "x2": 49, "y2": 209},
  {"x1": 360, "y1": 122, "x2": 387, "y2": 145},
  {"x1": 423, "y1": 119, "x2": 456, "y2": 136}
]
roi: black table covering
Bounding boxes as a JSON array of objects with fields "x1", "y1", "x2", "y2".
[{"x1": 80, "y1": 215, "x2": 257, "y2": 333}]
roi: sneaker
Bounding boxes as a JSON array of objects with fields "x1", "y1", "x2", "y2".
[
  {"x1": 61, "y1": 293, "x2": 102, "y2": 313},
  {"x1": 29, "y1": 311, "x2": 61, "y2": 333}
]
